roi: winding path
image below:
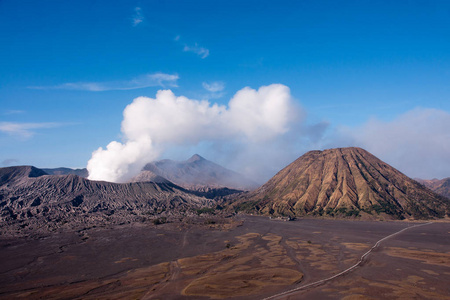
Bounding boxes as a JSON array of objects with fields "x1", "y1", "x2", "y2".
[{"x1": 263, "y1": 222, "x2": 434, "y2": 300}]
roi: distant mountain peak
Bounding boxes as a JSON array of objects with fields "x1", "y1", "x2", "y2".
[
  {"x1": 416, "y1": 177, "x2": 450, "y2": 199},
  {"x1": 136, "y1": 155, "x2": 259, "y2": 190},
  {"x1": 187, "y1": 154, "x2": 205, "y2": 163}
]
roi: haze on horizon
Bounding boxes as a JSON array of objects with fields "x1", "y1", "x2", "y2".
[{"x1": 1, "y1": 1, "x2": 449, "y2": 183}]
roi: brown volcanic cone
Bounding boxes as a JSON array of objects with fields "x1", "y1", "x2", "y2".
[{"x1": 237, "y1": 147, "x2": 449, "y2": 219}]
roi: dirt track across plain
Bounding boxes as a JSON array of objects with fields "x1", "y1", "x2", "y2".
[
  {"x1": 263, "y1": 222, "x2": 435, "y2": 299},
  {"x1": 0, "y1": 216, "x2": 448, "y2": 299}
]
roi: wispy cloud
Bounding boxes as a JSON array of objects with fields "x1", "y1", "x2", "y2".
[
  {"x1": 174, "y1": 35, "x2": 209, "y2": 59},
  {"x1": 29, "y1": 73, "x2": 179, "y2": 92},
  {"x1": 183, "y1": 43, "x2": 209, "y2": 58},
  {"x1": 0, "y1": 122, "x2": 63, "y2": 139},
  {"x1": 132, "y1": 7, "x2": 144, "y2": 26},
  {"x1": 201, "y1": 81, "x2": 225, "y2": 99},
  {"x1": 3, "y1": 110, "x2": 25, "y2": 115},
  {"x1": 202, "y1": 81, "x2": 225, "y2": 93}
]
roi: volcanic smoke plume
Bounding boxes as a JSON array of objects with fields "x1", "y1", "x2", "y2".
[{"x1": 87, "y1": 84, "x2": 299, "y2": 183}]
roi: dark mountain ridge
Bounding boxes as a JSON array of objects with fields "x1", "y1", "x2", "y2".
[
  {"x1": 0, "y1": 166, "x2": 48, "y2": 186},
  {"x1": 41, "y1": 167, "x2": 88, "y2": 178},
  {"x1": 0, "y1": 165, "x2": 223, "y2": 236}
]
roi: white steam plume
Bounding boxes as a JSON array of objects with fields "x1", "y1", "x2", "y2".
[{"x1": 87, "y1": 84, "x2": 298, "y2": 182}]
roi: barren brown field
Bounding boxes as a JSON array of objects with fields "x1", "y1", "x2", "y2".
[{"x1": 0, "y1": 216, "x2": 449, "y2": 299}]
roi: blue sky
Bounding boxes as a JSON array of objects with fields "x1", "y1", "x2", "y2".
[{"x1": 1, "y1": 0, "x2": 449, "y2": 181}]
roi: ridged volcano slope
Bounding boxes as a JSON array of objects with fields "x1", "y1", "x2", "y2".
[{"x1": 238, "y1": 148, "x2": 449, "y2": 219}]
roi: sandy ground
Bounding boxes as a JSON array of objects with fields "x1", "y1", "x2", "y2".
[{"x1": 0, "y1": 216, "x2": 448, "y2": 299}]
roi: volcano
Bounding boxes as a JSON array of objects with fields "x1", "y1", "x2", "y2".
[
  {"x1": 0, "y1": 165, "x2": 218, "y2": 235},
  {"x1": 236, "y1": 147, "x2": 449, "y2": 220},
  {"x1": 132, "y1": 154, "x2": 259, "y2": 191}
]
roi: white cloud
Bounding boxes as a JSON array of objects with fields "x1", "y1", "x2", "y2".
[
  {"x1": 335, "y1": 107, "x2": 450, "y2": 179},
  {"x1": 0, "y1": 122, "x2": 62, "y2": 138},
  {"x1": 226, "y1": 85, "x2": 295, "y2": 142},
  {"x1": 202, "y1": 81, "x2": 225, "y2": 93},
  {"x1": 132, "y1": 7, "x2": 144, "y2": 26},
  {"x1": 87, "y1": 84, "x2": 301, "y2": 182},
  {"x1": 183, "y1": 43, "x2": 209, "y2": 59},
  {"x1": 29, "y1": 73, "x2": 179, "y2": 91}
]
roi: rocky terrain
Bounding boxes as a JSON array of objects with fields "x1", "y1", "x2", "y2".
[
  {"x1": 132, "y1": 154, "x2": 259, "y2": 191},
  {"x1": 234, "y1": 147, "x2": 449, "y2": 220},
  {"x1": 0, "y1": 166, "x2": 234, "y2": 236},
  {"x1": 416, "y1": 177, "x2": 450, "y2": 199}
]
